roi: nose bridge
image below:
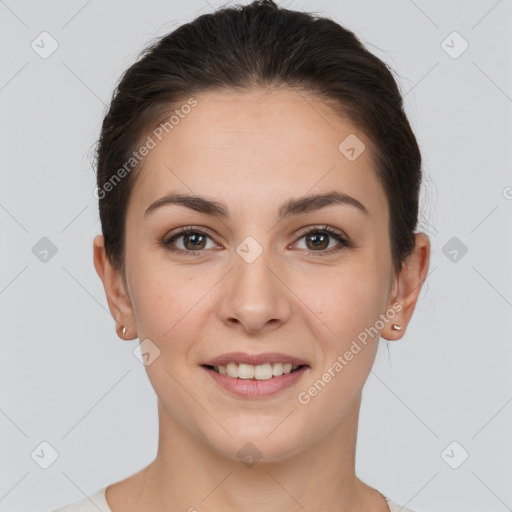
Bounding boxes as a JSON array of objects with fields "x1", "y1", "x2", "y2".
[{"x1": 218, "y1": 234, "x2": 291, "y2": 333}]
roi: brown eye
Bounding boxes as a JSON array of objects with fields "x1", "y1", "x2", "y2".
[
  {"x1": 294, "y1": 226, "x2": 352, "y2": 256},
  {"x1": 182, "y1": 232, "x2": 207, "y2": 250},
  {"x1": 163, "y1": 228, "x2": 217, "y2": 256},
  {"x1": 305, "y1": 232, "x2": 330, "y2": 251}
]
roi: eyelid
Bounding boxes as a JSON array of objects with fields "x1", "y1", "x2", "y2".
[
  {"x1": 290, "y1": 225, "x2": 354, "y2": 254},
  {"x1": 163, "y1": 225, "x2": 218, "y2": 243},
  {"x1": 162, "y1": 224, "x2": 353, "y2": 255},
  {"x1": 294, "y1": 224, "x2": 348, "y2": 241}
]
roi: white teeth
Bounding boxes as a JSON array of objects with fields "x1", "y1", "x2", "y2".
[
  {"x1": 272, "y1": 363, "x2": 284, "y2": 376},
  {"x1": 214, "y1": 362, "x2": 302, "y2": 380},
  {"x1": 238, "y1": 363, "x2": 255, "y2": 379},
  {"x1": 254, "y1": 363, "x2": 273, "y2": 380},
  {"x1": 226, "y1": 362, "x2": 238, "y2": 378}
]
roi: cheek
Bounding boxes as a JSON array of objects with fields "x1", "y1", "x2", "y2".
[
  {"x1": 127, "y1": 260, "x2": 216, "y2": 352},
  {"x1": 293, "y1": 269, "x2": 387, "y2": 417},
  {"x1": 296, "y1": 261, "x2": 388, "y2": 345}
]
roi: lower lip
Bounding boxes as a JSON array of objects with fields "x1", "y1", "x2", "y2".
[{"x1": 202, "y1": 365, "x2": 308, "y2": 398}]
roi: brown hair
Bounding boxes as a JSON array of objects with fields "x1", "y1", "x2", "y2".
[{"x1": 95, "y1": 0, "x2": 423, "y2": 276}]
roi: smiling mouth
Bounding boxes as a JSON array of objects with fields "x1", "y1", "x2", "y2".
[{"x1": 202, "y1": 362, "x2": 307, "y2": 381}]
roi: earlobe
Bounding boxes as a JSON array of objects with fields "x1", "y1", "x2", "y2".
[
  {"x1": 382, "y1": 233, "x2": 431, "y2": 341},
  {"x1": 93, "y1": 234, "x2": 137, "y2": 340}
]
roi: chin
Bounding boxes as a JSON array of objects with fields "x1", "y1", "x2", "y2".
[{"x1": 203, "y1": 423, "x2": 307, "y2": 466}]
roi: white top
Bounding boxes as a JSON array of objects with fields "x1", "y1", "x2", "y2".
[{"x1": 51, "y1": 486, "x2": 416, "y2": 512}]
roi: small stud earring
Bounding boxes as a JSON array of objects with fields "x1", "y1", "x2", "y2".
[
  {"x1": 391, "y1": 324, "x2": 402, "y2": 331},
  {"x1": 122, "y1": 326, "x2": 127, "y2": 337}
]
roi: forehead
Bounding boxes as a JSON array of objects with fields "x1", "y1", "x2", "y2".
[{"x1": 128, "y1": 88, "x2": 388, "y2": 225}]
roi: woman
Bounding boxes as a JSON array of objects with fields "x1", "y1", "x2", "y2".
[{"x1": 54, "y1": 1, "x2": 430, "y2": 510}]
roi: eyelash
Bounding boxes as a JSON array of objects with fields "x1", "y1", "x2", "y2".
[{"x1": 162, "y1": 225, "x2": 353, "y2": 258}]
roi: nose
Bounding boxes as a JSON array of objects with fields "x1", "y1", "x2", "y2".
[{"x1": 216, "y1": 246, "x2": 292, "y2": 335}]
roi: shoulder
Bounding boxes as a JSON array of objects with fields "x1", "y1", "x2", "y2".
[
  {"x1": 384, "y1": 497, "x2": 417, "y2": 512},
  {"x1": 379, "y1": 491, "x2": 417, "y2": 512},
  {"x1": 50, "y1": 487, "x2": 112, "y2": 512}
]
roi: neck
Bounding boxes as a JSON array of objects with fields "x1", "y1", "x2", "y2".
[{"x1": 126, "y1": 394, "x2": 386, "y2": 512}]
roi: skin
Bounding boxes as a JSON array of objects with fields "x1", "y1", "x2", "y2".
[{"x1": 93, "y1": 87, "x2": 430, "y2": 512}]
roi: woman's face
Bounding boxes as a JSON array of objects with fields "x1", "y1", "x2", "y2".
[{"x1": 104, "y1": 88, "x2": 403, "y2": 461}]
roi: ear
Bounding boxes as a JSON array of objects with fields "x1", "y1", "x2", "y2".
[
  {"x1": 93, "y1": 234, "x2": 137, "y2": 340},
  {"x1": 381, "y1": 232, "x2": 430, "y2": 340}
]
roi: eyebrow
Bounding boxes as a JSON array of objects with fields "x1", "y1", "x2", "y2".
[{"x1": 144, "y1": 190, "x2": 370, "y2": 220}]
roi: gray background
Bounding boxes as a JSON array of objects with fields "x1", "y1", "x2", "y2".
[{"x1": 1, "y1": 1, "x2": 511, "y2": 511}]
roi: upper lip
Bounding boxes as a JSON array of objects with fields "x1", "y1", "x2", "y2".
[{"x1": 202, "y1": 352, "x2": 309, "y2": 367}]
